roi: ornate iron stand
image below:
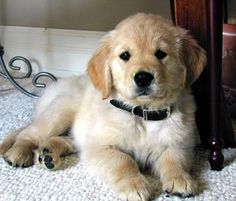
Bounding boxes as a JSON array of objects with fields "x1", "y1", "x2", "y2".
[{"x1": 0, "y1": 45, "x2": 57, "y2": 98}]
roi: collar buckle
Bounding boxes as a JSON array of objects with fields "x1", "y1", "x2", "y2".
[
  {"x1": 164, "y1": 106, "x2": 171, "y2": 120},
  {"x1": 142, "y1": 106, "x2": 149, "y2": 121}
]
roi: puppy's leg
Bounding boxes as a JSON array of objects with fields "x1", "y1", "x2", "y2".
[
  {"x1": 84, "y1": 147, "x2": 152, "y2": 201},
  {"x1": 155, "y1": 148, "x2": 196, "y2": 197},
  {"x1": 35, "y1": 136, "x2": 75, "y2": 170},
  {"x1": 1, "y1": 100, "x2": 75, "y2": 168}
]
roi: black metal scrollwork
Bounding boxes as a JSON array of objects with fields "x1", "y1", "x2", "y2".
[{"x1": 0, "y1": 46, "x2": 57, "y2": 98}]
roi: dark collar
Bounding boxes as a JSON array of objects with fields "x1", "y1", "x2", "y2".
[{"x1": 110, "y1": 99, "x2": 171, "y2": 121}]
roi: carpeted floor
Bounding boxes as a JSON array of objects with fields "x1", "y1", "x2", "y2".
[{"x1": 0, "y1": 76, "x2": 236, "y2": 201}]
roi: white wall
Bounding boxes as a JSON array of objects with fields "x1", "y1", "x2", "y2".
[
  {"x1": 1, "y1": 1, "x2": 235, "y2": 77},
  {"x1": 0, "y1": 26, "x2": 105, "y2": 77},
  {"x1": 0, "y1": 0, "x2": 171, "y2": 31}
]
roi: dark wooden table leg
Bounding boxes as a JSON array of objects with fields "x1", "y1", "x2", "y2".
[
  {"x1": 206, "y1": 0, "x2": 224, "y2": 171},
  {"x1": 170, "y1": 0, "x2": 233, "y2": 170}
]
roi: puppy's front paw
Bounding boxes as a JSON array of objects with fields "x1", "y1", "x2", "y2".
[
  {"x1": 3, "y1": 142, "x2": 35, "y2": 168},
  {"x1": 162, "y1": 173, "x2": 196, "y2": 198},
  {"x1": 117, "y1": 174, "x2": 152, "y2": 201}
]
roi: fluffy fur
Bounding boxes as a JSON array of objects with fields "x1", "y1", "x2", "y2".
[{"x1": 0, "y1": 13, "x2": 206, "y2": 201}]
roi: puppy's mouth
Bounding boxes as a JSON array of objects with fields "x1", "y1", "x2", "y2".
[
  {"x1": 136, "y1": 88, "x2": 152, "y2": 96},
  {"x1": 135, "y1": 88, "x2": 166, "y2": 99}
]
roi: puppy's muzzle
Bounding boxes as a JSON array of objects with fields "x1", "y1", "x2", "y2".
[{"x1": 134, "y1": 71, "x2": 154, "y2": 88}]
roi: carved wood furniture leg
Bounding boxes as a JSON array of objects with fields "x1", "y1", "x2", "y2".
[
  {"x1": 170, "y1": 0, "x2": 234, "y2": 170},
  {"x1": 206, "y1": 0, "x2": 224, "y2": 170}
]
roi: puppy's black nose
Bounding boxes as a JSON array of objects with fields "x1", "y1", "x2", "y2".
[{"x1": 134, "y1": 71, "x2": 154, "y2": 87}]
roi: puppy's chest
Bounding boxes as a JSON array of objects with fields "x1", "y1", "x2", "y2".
[
  {"x1": 129, "y1": 118, "x2": 168, "y2": 152},
  {"x1": 122, "y1": 118, "x2": 170, "y2": 166},
  {"x1": 133, "y1": 116, "x2": 167, "y2": 138}
]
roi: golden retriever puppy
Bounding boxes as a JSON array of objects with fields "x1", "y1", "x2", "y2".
[{"x1": 0, "y1": 13, "x2": 206, "y2": 200}]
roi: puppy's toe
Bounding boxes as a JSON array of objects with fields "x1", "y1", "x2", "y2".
[
  {"x1": 117, "y1": 174, "x2": 152, "y2": 201},
  {"x1": 162, "y1": 173, "x2": 196, "y2": 198},
  {"x1": 3, "y1": 144, "x2": 34, "y2": 168},
  {"x1": 0, "y1": 133, "x2": 17, "y2": 155}
]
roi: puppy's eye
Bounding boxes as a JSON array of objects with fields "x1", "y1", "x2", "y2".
[
  {"x1": 155, "y1": 49, "x2": 167, "y2": 60},
  {"x1": 119, "y1": 51, "x2": 130, "y2": 61}
]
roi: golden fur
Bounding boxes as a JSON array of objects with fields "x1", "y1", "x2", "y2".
[{"x1": 0, "y1": 13, "x2": 206, "y2": 200}]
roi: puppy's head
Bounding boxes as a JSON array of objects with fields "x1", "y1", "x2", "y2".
[{"x1": 88, "y1": 13, "x2": 206, "y2": 107}]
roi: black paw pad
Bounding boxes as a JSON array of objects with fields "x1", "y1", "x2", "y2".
[
  {"x1": 172, "y1": 192, "x2": 184, "y2": 198},
  {"x1": 45, "y1": 162, "x2": 54, "y2": 169},
  {"x1": 172, "y1": 192, "x2": 194, "y2": 198},
  {"x1": 165, "y1": 191, "x2": 194, "y2": 198},
  {"x1": 44, "y1": 155, "x2": 53, "y2": 163},
  {"x1": 43, "y1": 148, "x2": 50, "y2": 154},
  {"x1": 22, "y1": 164, "x2": 29, "y2": 168},
  {"x1": 5, "y1": 159, "x2": 12, "y2": 166},
  {"x1": 38, "y1": 156, "x2": 42, "y2": 163},
  {"x1": 165, "y1": 190, "x2": 170, "y2": 194},
  {"x1": 186, "y1": 194, "x2": 194, "y2": 198}
]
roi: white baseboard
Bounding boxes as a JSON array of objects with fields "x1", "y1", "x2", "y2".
[{"x1": 0, "y1": 26, "x2": 106, "y2": 77}]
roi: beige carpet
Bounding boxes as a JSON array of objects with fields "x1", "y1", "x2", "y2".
[{"x1": 0, "y1": 76, "x2": 236, "y2": 201}]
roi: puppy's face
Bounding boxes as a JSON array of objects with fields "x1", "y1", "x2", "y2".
[{"x1": 88, "y1": 13, "x2": 206, "y2": 108}]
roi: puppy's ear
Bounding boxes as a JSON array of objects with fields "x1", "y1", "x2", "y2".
[
  {"x1": 87, "y1": 34, "x2": 113, "y2": 99},
  {"x1": 179, "y1": 33, "x2": 207, "y2": 87}
]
